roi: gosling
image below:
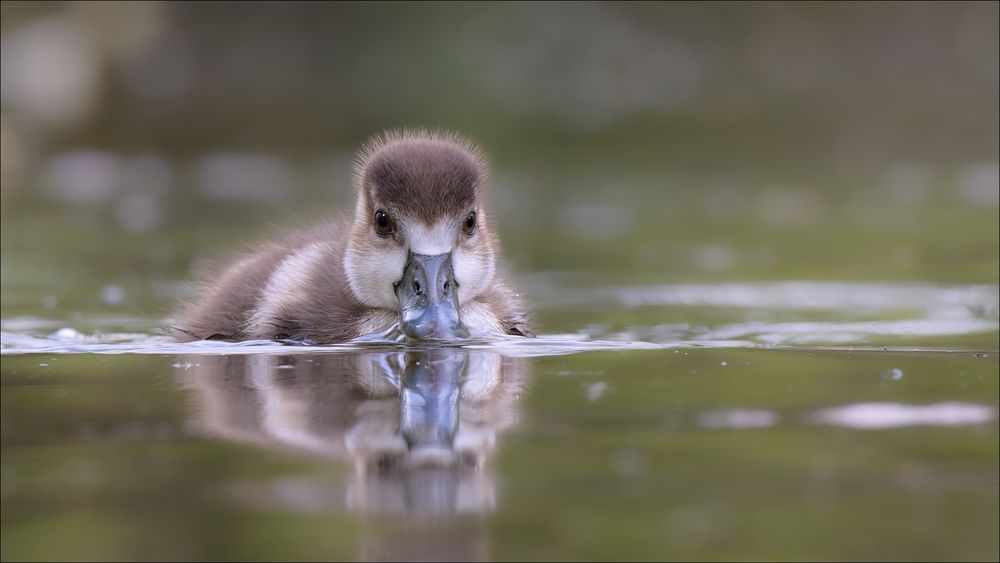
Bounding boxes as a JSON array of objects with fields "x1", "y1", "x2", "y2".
[{"x1": 171, "y1": 131, "x2": 532, "y2": 343}]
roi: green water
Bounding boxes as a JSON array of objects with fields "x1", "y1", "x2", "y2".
[{"x1": 1, "y1": 346, "x2": 997, "y2": 562}]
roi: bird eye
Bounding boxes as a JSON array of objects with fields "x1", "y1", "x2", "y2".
[
  {"x1": 374, "y1": 210, "x2": 395, "y2": 236},
  {"x1": 463, "y1": 211, "x2": 477, "y2": 235}
]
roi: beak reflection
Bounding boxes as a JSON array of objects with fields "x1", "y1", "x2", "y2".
[
  {"x1": 177, "y1": 349, "x2": 526, "y2": 516},
  {"x1": 400, "y1": 350, "x2": 466, "y2": 464}
]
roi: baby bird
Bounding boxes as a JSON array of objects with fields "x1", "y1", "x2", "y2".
[{"x1": 171, "y1": 131, "x2": 532, "y2": 343}]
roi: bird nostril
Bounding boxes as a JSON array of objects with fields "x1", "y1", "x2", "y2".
[
  {"x1": 443, "y1": 280, "x2": 452, "y2": 293},
  {"x1": 413, "y1": 279, "x2": 422, "y2": 295}
]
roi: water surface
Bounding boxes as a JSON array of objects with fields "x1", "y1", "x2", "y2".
[{"x1": 2, "y1": 280, "x2": 998, "y2": 561}]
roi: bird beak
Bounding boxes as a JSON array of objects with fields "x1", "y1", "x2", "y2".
[{"x1": 395, "y1": 251, "x2": 467, "y2": 341}]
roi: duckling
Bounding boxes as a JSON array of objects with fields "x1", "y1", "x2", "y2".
[{"x1": 171, "y1": 131, "x2": 532, "y2": 343}]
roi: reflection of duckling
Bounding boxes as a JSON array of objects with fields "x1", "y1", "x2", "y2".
[
  {"x1": 172, "y1": 131, "x2": 531, "y2": 343},
  {"x1": 177, "y1": 349, "x2": 525, "y2": 516}
]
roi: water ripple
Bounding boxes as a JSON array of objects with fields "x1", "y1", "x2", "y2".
[{"x1": 2, "y1": 282, "x2": 996, "y2": 356}]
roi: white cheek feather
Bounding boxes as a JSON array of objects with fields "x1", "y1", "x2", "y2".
[
  {"x1": 344, "y1": 242, "x2": 407, "y2": 309},
  {"x1": 459, "y1": 300, "x2": 503, "y2": 336},
  {"x1": 247, "y1": 242, "x2": 328, "y2": 336},
  {"x1": 454, "y1": 246, "x2": 493, "y2": 303},
  {"x1": 406, "y1": 221, "x2": 456, "y2": 255}
]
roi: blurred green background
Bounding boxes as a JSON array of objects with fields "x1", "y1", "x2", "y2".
[{"x1": 1, "y1": 1, "x2": 998, "y2": 326}]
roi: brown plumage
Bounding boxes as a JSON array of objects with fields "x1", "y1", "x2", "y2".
[
  {"x1": 170, "y1": 131, "x2": 532, "y2": 343},
  {"x1": 361, "y1": 136, "x2": 482, "y2": 225}
]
